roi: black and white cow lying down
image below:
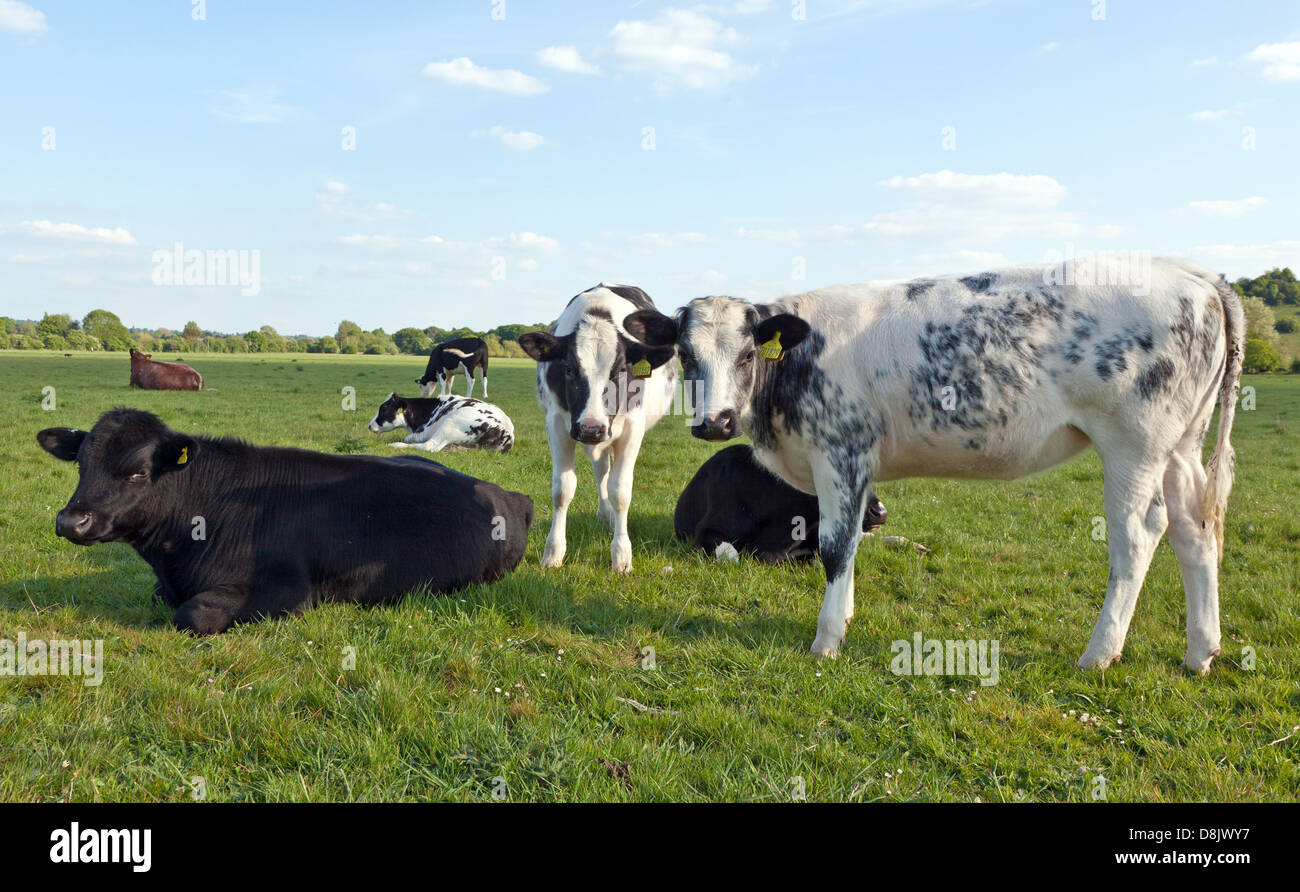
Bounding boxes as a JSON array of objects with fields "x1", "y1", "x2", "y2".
[
  {"x1": 368, "y1": 392, "x2": 515, "y2": 452},
  {"x1": 519, "y1": 284, "x2": 679, "y2": 573},
  {"x1": 38, "y1": 409, "x2": 534, "y2": 634},
  {"x1": 676, "y1": 444, "x2": 887, "y2": 563},
  {"x1": 417, "y1": 337, "x2": 490, "y2": 399},
  {"x1": 626, "y1": 258, "x2": 1244, "y2": 673}
]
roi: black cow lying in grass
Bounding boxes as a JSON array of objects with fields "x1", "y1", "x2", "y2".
[
  {"x1": 675, "y1": 444, "x2": 887, "y2": 564},
  {"x1": 37, "y1": 408, "x2": 534, "y2": 634}
]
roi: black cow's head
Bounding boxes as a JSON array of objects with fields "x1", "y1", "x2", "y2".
[
  {"x1": 624, "y1": 299, "x2": 810, "y2": 441},
  {"x1": 369, "y1": 393, "x2": 409, "y2": 433},
  {"x1": 37, "y1": 409, "x2": 196, "y2": 545},
  {"x1": 519, "y1": 320, "x2": 675, "y2": 445}
]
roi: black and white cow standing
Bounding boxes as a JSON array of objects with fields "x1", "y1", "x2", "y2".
[
  {"x1": 519, "y1": 284, "x2": 678, "y2": 572},
  {"x1": 675, "y1": 444, "x2": 888, "y2": 563},
  {"x1": 417, "y1": 337, "x2": 490, "y2": 398},
  {"x1": 368, "y1": 392, "x2": 515, "y2": 452},
  {"x1": 625, "y1": 258, "x2": 1243, "y2": 673}
]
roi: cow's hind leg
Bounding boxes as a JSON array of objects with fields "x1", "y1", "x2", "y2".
[
  {"x1": 1165, "y1": 440, "x2": 1222, "y2": 674},
  {"x1": 541, "y1": 414, "x2": 577, "y2": 568},
  {"x1": 1078, "y1": 452, "x2": 1169, "y2": 669},
  {"x1": 809, "y1": 450, "x2": 873, "y2": 657}
]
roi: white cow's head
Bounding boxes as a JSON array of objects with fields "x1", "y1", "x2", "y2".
[
  {"x1": 520, "y1": 314, "x2": 675, "y2": 444},
  {"x1": 624, "y1": 298, "x2": 810, "y2": 440}
]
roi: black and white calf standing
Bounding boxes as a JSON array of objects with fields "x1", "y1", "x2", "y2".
[
  {"x1": 417, "y1": 337, "x2": 490, "y2": 398},
  {"x1": 519, "y1": 284, "x2": 678, "y2": 572},
  {"x1": 38, "y1": 408, "x2": 533, "y2": 634},
  {"x1": 368, "y1": 392, "x2": 515, "y2": 452},
  {"x1": 675, "y1": 444, "x2": 887, "y2": 563},
  {"x1": 626, "y1": 258, "x2": 1243, "y2": 673}
]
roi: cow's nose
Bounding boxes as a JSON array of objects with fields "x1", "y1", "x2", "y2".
[
  {"x1": 867, "y1": 498, "x2": 887, "y2": 526},
  {"x1": 691, "y1": 410, "x2": 739, "y2": 441},
  {"x1": 575, "y1": 419, "x2": 608, "y2": 443},
  {"x1": 56, "y1": 509, "x2": 93, "y2": 539}
]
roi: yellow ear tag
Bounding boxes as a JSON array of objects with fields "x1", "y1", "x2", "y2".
[
  {"x1": 177, "y1": 447, "x2": 188, "y2": 465},
  {"x1": 759, "y1": 331, "x2": 784, "y2": 362},
  {"x1": 632, "y1": 357, "x2": 653, "y2": 378}
]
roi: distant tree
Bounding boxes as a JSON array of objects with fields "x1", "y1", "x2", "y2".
[
  {"x1": 83, "y1": 310, "x2": 134, "y2": 350},
  {"x1": 393, "y1": 327, "x2": 431, "y2": 354},
  {"x1": 0, "y1": 317, "x2": 15, "y2": 335},
  {"x1": 1243, "y1": 338, "x2": 1281, "y2": 373},
  {"x1": 244, "y1": 330, "x2": 268, "y2": 353},
  {"x1": 1275, "y1": 318, "x2": 1296, "y2": 334},
  {"x1": 182, "y1": 320, "x2": 202, "y2": 340},
  {"x1": 1241, "y1": 296, "x2": 1278, "y2": 345},
  {"x1": 316, "y1": 336, "x2": 339, "y2": 354},
  {"x1": 37, "y1": 313, "x2": 76, "y2": 339}
]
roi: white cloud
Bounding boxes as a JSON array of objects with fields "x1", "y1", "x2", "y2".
[
  {"x1": 492, "y1": 231, "x2": 561, "y2": 254},
  {"x1": 1182, "y1": 197, "x2": 1268, "y2": 217},
  {"x1": 8, "y1": 253, "x2": 50, "y2": 263},
  {"x1": 913, "y1": 249, "x2": 1010, "y2": 269},
  {"x1": 1191, "y1": 56, "x2": 1218, "y2": 67},
  {"x1": 207, "y1": 87, "x2": 297, "y2": 124},
  {"x1": 1189, "y1": 106, "x2": 1242, "y2": 121},
  {"x1": 1194, "y1": 240, "x2": 1300, "y2": 267},
  {"x1": 607, "y1": 8, "x2": 757, "y2": 91},
  {"x1": 632, "y1": 231, "x2": 714, "y2": 249},
  {"x1": 316, "y1": 183, "x2": 411, "y2": 223},
  {"x1": 1243, "y1": 41, "x2": 1300, "y2": 83},
  {"x1": 1094, "y1": 224, "x2": 1130, "y2": 238},
  {"x1": 476, "y1": 125, "x2": 545, "y2": 151},
  {"x1": 0, "y1": 0, "x2": 46, "y2": 34},
  {"x1": 420, "y1": 57, "x2": 548, "y2": 96},
  {"x1": 535, "y1": 46, "x2": 598, "y2": 75},
  {"x1": 1037, "y1": 41, "x2": 1059, "y2": 54},
  {"x1": 10, "y1": 220, "x2": 136, "y2": 246},
  {"x1": 879, "y1": 170, "x2": 1067, "y2": 208}
]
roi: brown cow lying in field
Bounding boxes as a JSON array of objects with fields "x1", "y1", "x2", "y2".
[{"x1": 129, "y1": 348, "x2": 203, "y2": 390}]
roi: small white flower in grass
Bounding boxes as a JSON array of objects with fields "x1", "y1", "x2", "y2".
[
  {"x1": 662, "y1": 565, "x2": 673, "y2": 574},
  {"x1": 494, "y1": 687, "x2": 501, "y2": 693},
  {"x1": 539, "y1": 672, "x2": 546, "y2": 678}
]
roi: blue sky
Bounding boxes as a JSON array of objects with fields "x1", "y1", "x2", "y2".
[{"x1": 2, "y1": 0, "x2": 1297, "y2": 335}]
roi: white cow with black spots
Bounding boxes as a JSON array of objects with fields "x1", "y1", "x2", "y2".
[
  {"x1": 520, "y1": 284, "x2": 679, "y2": 572},
  {"x1": 368, "y1": 392, "x2": 514, "y2": 453},
  {"x1": 625, "y1": 257, "x2": 1243, "y2": 673}
]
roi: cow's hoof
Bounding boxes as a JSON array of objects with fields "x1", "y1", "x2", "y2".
[
  {"x1": 612, "y1": 539, "x2": 632, "y2": 574},
  {"x1": 540, "y1": 548, "x2": 565, "y2": 569},
  {"x1": 1076, "y1": 649, "x2": 1121, "y2": 670},
  {"x1": 713, "y1": 542, "x2": 740, "y2": 563},
  {"x1": 1184, "y1": 647, "x2": 1220, "y2": 676},
  {"x1": 809, "y1": 637, "x2": 842, "y2": 659}
]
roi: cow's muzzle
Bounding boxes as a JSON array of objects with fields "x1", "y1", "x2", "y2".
[
  {"x1": 572, "y1": 419, "x2": 608, "y2": 444},
  {"x1": 55, "y1": 508, "x2": 95, "y2": 543},
  {"x1": 691, "y1": 410, "x2": 740, "y2": 441}
]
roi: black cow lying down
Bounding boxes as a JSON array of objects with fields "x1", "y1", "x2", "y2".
[
  {"x1": 675, "y1": 445, "x2": 887, "y2": 564},
  {"x1": 37, "y1": 408, "x2": 534, "y2": 634}
]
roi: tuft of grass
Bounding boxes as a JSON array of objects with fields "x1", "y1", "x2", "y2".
[{"x1": 0, "y1": 351, "x2": 1296, "y2": 802}]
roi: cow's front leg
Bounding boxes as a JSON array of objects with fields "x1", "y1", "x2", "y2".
[
  {"x1": 541, "y1": 414, "x2": 577, "y2": 568},
  {"x1": 607, "y1": 422, "x2": 645, "y2": 573},
  {"x1": 592, "y1": 452, "x2": 613, "y2": 527},
  {"x1": 809, "y1": 451, "x2": 873, "y2": 657},
  {"x1": 173, "y1": 584, "x2": 248, "y2": 635}
]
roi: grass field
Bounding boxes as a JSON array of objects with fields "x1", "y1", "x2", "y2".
[{"x1": 1, "y1": 350, "x2": 1296, "y2": 802}]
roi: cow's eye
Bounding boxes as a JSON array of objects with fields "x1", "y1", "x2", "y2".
[
  {"x1": 128, "y1": 469, "x2": 149, "y2": 482},
  {"x1": 741, "y1": 348, "x2": 756, "y2": 365}
]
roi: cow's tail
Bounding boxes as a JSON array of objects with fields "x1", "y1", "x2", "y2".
[{"x1": 1202, "y1": 274, "x2": 1244, "y2": 564}]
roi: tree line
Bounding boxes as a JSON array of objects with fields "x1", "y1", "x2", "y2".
[{"x1": 0, "y1": 311, "x2": 549, "y2": 358}]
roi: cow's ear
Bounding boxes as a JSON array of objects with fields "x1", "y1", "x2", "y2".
[
  {"x1": 37, "y1": 428, "x2": 86, "y2": 462},
  {"x1": 753, "y1": 314, "x2": 811, "y2": 354},
  {"x1": 623, "y1": 310, "x2": 678, "y2": 347},
  {"x1": 626, "y1": 341, "x2": 677, "y2": 371},
  {"x1": 518, "y1": 331, "x2": 566, "y2": 362},
  {"x1": 156, "y1": 435, "x2": 197, "y2": 472}
]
